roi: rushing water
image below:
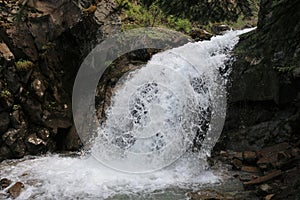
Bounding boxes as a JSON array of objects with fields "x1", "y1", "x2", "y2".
[{"x1": 0, "y1": 29, "x2": 254, "y2": 200}]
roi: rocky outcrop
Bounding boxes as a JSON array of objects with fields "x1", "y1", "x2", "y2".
[
  {"x1": 0, "y1": 0, "x2": 121, "y2": 161},
  {"x1": 214, "y1": 1, "x2": 300, "y2": 198},
  {"x1": 217, "y1": 0, "x2": 300, "y2": 151}
]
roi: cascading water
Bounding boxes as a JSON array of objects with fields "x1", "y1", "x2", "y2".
[{"x1": 0, "y1": 29, "x2": 254, "y2": 200}]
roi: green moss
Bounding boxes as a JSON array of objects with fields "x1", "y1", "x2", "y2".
[
  {"x1": 15, "y1": 60, "x2": 34, "y2": 71},
  {"x1": 13, "y1": 104, "x2": 21, "y2": 111},
  {"x1": 0, "y1": 89, "x2": 11, "y2": 98}
]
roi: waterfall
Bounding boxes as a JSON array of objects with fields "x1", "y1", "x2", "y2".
[
  {"x1": 0, "y1": 28, "x2": 254, "y2": 200},
  {"x1": 90, "y1": 28, "x2": 254, "y2": 173}
]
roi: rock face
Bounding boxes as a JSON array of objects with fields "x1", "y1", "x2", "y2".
[
  {"x1": 0, "y1": 0, "x2": 121, "y2": 161},
  {"x1": 214, "y1": 1, "x2": 300, "y2": 199},
  {"x1": 217, "y1": 0, "x2": 300, "y2": 151}
]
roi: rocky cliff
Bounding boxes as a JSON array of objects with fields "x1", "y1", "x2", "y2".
[
  {"x1": 218, "y1": 0, "x2": 300, "y2": 151},
  {"x1": 212, "y1": 1, "x2": 300, "y2": 198},
  {"x1": 0, "y1": 0, "x2": 121, "y2": 161}
]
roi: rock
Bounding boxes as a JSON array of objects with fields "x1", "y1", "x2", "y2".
[
  {"x1": 264, "y1": 194, "x2": 275, "y2": 200},
  {"x1": 0, "y1": 0, "x2": 121, "y2": 160},
  {"x1": 37, "y1": 128, "x2": 51, "y2": 141},
  {"x1": 231, "y1": 158, "x2": 243, "y2": 170},
  {"x1": 243, "y1": 151, "x2": 257, "y2": 163},
  {"x1": 0, "y1": 145, "x2": 12, "y2": 161},
  {"x1": 258, "y1": 143, "x2": 290, "y2": 157},
  {"x1": 232, "y1": 152, "x2": 243, "y2": 160},
  {"x1": 0, "y1": 112, "x2": 10, "y2": 134},
  {"x1": 259, "y1": 184, "x2": 273, "y2": 195},
  {"x1": 64, "y1": 125, "x2": 82, "y2": 150},
  {"x1": 0, "y1": 178, "x2": 12, "y2": 190},
  {"x1": 211, "y1": 24, "x2": 230, "y2": 35},
  {"x1": 7, "y1": 182, "x2": 24, "y2": 199},
  {"x1": 26, "y1": 133, "x2": 47, "y2": 154},
  {"x1": 2, "y1": 129, "x2": 20, "y2": 146},
  {"x1": 257, "y1": 143, "x2": 291, "y2": 169},
  {"x1": 0, "y1": 42, "x2": 14, "y2": 63},
  {"x1": 243, "y1": 170, "x2": 282, "y2": 187},
  {"x1": 189, "y1": 28, "x2": 213, "y2": 42},
  {"x1": 241, "y1": 166, "x2": 261, "y2": 173},
  {"x1": 44, "y1": 117, "x2": 72, "y2": 134},
  {"x1": 31, "y1": 79, "x2": 46, "y2": 98},
  {"x1": 239, "y1": 174, "x2": 258, "y2": 182},
  {"x1": 9, "y1": 110, "x2": 26, "y2": 129},
  {"x1": 187, "y1": 190, "x2": 227, "y2": 200},
  {"x1": 22, "y1": 98, "x2": 43, "y2": 123}
]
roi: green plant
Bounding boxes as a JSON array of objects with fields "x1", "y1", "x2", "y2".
[
  {"x1": 15, "y1": 60, "x2": 34, "y2": 71},
  {"x1": 42, "y1": 42, "x2": 56, "y2": 51},
  {"x1": 274, "y1": 66, "x2": 296, "y2": 73},
  {"x1": 0, "y1": 89, "x2": 11, "y2": 98},
  {"x1": 13, "y1": 104, "x2": 21, "y2": 111}
]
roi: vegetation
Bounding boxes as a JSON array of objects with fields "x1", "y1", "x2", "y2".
[
  {"x1": 140, "y1": 0, "x2": 260, "y2": 24},
  {"x1": 15, "y1": 60, "x2": 34, "y2": 71},
  {"x1": 0, "y1": 89, "x2": 11, "y2": 98},
  {"x1": 118, "y1": 0, "x2": 192, "y2": 33},
  {"x1": 118, "y1": 0, "x2": 259, "y2": 34}
]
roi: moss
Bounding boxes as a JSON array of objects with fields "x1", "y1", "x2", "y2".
[
  {"x1": 15, "y1": 60, "x2": 34, "y2": 71},
  {"x1": 0, "y1": 89, "x2": 11, "y2": 98},
  {"x1": 13, "y1": 104, "x2": 21, "y2": 111}
]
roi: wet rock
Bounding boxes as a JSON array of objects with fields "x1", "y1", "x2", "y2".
[
  {"x1": 7, "y1": 182, "x2": 24, "y2": 199},
  {"x1": 264, "y1": 194, "x2": 275, "y2": 200},
  {"x1": 232, "y1": 152, "x2": 243, "y2": 160},
  {"x1": 37, "y1": 128, "x2": 51, "y2": 141},
  {"x1": 241, "y1": 166, "x2": 260, "y2": 173},
  {"x1": 0, "y1": 178, "x2": 12, "y2": 190},
  {"x1": 231, "y1": 158, "x2": 243, "y2": 170},
  {"x1": 0, "y1": 0, "x2": 121, "y2": 160},
  {"x1": 239, "y1": 174, "x2": 258, "y2": 182},
  {"x1": 64, "y1": 125, "x2": 82, "y2": 150},
  {"x1": 243, "y1": 151, "x2": 257, "y2": 163},
  {"x1": 258, "y1": 184, "x2": 273, "y2": 195},
  {"x1": 257, "y1": 143, "x2": 291, "y2": 170},
  {"x1": 187, "y1": 190, "x2": 227, "y2": 200},
  {"x1": 0, "y1": 112, "x2": 10, "y2": 134},
  {"x1": 44, "y1": 117, "x2": 72, "y2": 134},
  {"x1": 26, "y1": 133, "x2": 47, "y2": 154},
  {"x1": 0, "y1": 42, "x2": 14, "y2": 63},
  {"x1": 211, "y1": 24, "x2": 230, "y2": 35},
  {"x1": 2, "y1": 129, "x2": 20, "y2": 146},
  {"x1": 10, "y1": 138, "x2": 27, "y2": 158},
  {"x1": 31, "y1": 79, "x2": 46, "y2": 98},
  {"x1": 9, "y1": 110, "x2": 26, "y2": 129},
  {"x1": 189, "y1": 28, "x2": 213, "y2": 42},
  {"x1": 243, "y1": 170, "x2": 282, "y2": 187},
  {"x1": 0, "y1": 145, "x2": 12, "y2": 161},
  {"x1": 22, "y1": 98, "x2": 43, "y2": 123}
]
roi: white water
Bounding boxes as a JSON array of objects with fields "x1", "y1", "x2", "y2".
[{"x1": 0, "y1": 29, "x2": 254, "y2": 200}]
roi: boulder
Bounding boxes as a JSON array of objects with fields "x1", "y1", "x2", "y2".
[
  {"x1": 189, "y1": 29, "x2": 213, "y2": 42},
  {"x1": 211, "y1": 24, "x2": 230, "y2": 35},
  {"x1": 0, "y1": 178, "x2": 12, "y2": 190},
  {"x1": 7, "y1": 182, "x2": 24, "y2": 199}
]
